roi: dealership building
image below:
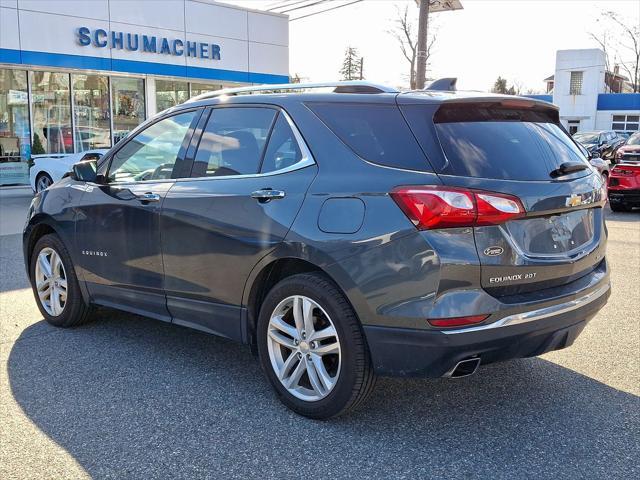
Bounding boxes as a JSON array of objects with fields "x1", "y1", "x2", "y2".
[
  {"x1": 527, "y1": 49, "x2": 640, "y2": 136},
  {"x1": 0, "y1": 0, "x2": 289, "y2": 185}
]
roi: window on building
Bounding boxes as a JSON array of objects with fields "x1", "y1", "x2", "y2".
[
  {"x1": 192, "y1": 107, "x2": 276, "y2": 177},
  {"x1": 612, "y1": 114, "x2": 640, "y2": 133},
  {"x1": 30, "y1": 71, "x2": 72, "y2": 154},
  {"x1": 156, "y1": 80, "x2": 189, "y2": 112},
  {"x1": 0, "y1": 69, "x2": 30, "y2": 185},
  {"x1": 190, "y1": 82, "x2": 224, "y2": 98},
  {"x1": 569, "y1": 71, "x2": 583, "y2": 95},
  {"x1": 109, "y1": 110, "x2": 198, "y2": 183},
  {"x1": 112, "y1": 77, "x2": 145, "y2": 145},
  {"x1": 72, "y1": 74, "x2": 111, "y2": 152}
]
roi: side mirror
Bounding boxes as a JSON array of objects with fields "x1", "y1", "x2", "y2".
[
  {"x1": 589, "y1": 150, "x2": 600, "y2": 159},
  {"x1": 71, "y1": 160, "x2": 99, "y2": 183}
]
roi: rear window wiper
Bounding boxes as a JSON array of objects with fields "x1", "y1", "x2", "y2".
[{"x1": 549, "y1": 162, "x2": 589, "y2": 178}]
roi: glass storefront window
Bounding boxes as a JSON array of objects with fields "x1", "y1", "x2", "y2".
[
  {"x1": 156, "y1": 80, "x2": 189, "y2": 112},
  {"x1": 112, "y1": 77, "x2": 145, "y2": 144},
  {"x1": 30, "y1": 71, "x2": 72, "y2": 154},
  {"x1": 0, "y1": 69, "x2": 30, "y2": 185},
  {"x1": 73, "y1": 74, "x2": 111, "y2": 151},
  {"x1": 190, "y1": 82, "x2": 223, "y2": 98}
]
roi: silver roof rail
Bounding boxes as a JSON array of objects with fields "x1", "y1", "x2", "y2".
[{"x1": 187, "y1": 80, "x2": 398, "y2": 102}]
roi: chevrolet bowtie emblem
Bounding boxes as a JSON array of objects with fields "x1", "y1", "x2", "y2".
[{"x1": 566, "y1": 193, "x2": 582, "y2": 207}]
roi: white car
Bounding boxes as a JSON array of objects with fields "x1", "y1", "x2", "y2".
[{"x1": 30, "y1": 149, "x2": 107, "y2": 192}]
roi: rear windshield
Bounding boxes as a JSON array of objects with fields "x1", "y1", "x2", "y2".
[
  {"x1": 405, "y1": 104, "x2": 589, "y2": 181},
  {"x1": 306, "y1": 102, "x2": 431, "y2": 171}
]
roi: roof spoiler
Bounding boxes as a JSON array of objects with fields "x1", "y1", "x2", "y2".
[{"x1": 426, "y1": 77, "x2": 457, "y2": 91}]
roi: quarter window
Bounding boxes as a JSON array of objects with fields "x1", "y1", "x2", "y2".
[
  {"x1": 108, "y1": 110, "x2": 198, "y2": 182},
  {"x1": 191, "y1": 107, "x2": 276, "y2": 177},
  {"x1": 307, "y1": 102, "x2": 430, "y2": 171}
]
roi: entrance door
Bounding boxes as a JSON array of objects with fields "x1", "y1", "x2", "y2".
[
  {"x1": 74, "y1": 109, "x2": 201, "y2": 320},
  {"x1": 568, "y1": 120, "x2": 580, "y2": 135}
]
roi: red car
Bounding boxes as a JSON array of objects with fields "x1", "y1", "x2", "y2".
[{"x1": 608, "y1": 133, "x2": 640, "y2": 212}]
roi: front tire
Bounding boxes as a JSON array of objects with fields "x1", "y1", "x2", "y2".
[
  {"x1": 257, "y1": 273, "x2": 376, "y2": 419},
  {"x1": 30, "y1": 234, "x2": 94, "y2": 327}
]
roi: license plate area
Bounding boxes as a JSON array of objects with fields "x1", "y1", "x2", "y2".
[{"x1": 505, "y1": 208, "x2": 595, "y2": 257}]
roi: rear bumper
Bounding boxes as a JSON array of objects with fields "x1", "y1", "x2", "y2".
[
  {"x1": 608, "y1": 189, "x2": 640, "y2": 205},
  {"x1": 364, "y1": 280, "x2": 610, "y2": 378}
]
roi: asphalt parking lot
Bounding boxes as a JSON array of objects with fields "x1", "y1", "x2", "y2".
[{"x1": 0, "y1": 189, "x2": 638, "y2": 480}]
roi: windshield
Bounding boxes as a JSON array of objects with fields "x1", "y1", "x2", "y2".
[
  {"x1": 626, "y1": 133, "x2": 640, "y2": 145},
  {"x1": 573, "y1": 133, "x2": 599, "y2": 144}
]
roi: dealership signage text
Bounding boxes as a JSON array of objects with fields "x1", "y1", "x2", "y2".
[{"x1": 77, "y1": 27, "x2": 221, "y2": 60}]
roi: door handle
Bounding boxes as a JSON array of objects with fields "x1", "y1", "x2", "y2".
[
  {"x1": 251, "y1": 189, "x2": 286, "y2": 203},
  {"x1": 136, "y1": 192, "x2": 161, "y2": 203}
]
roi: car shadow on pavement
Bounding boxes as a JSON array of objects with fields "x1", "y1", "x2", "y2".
[
  {"x1": 8, "y1": 312, "x2": 640, "y2": 479},
  {"x1": 0, "y1": 233, "x2": 30, "y2": 293},
  {"x1": 604, "y1": 207, "x2": 640, "y2": 223}
]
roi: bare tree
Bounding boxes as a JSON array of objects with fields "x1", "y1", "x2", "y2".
[
  {"x1": 591, "y1": 11, "x2": 639, "y2": 92},
  {"x1": 589, "y1": 29, "x2": 613, "y2": 92},
  {"x1": 389, "y1": 5, "x2": 436, "y2": 89}
]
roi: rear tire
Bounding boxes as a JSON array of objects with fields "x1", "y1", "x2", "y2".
[
  {"x1": 257, "y1": 272, "x2": 376, "y2": 419},
  {"x1": 29, "y1": 233, "x2": 94, "y2": 327},
  {"x1": 609, "y1": 202, "x2": 631, "y2": 212}
]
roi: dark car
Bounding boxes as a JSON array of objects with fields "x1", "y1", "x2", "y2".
[
  {"x1": 573, "y1": 130, "x2": 625, "y2": 161},
  {"x1": 23, "y1": 81, "x2": 610, "y2": 419},
  {"x1": 576, "y1": 141, "x2": 610, "y2": 184}
]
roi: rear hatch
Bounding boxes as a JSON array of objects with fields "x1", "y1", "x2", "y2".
[{"x1": 399, "y1": 96, "x2": 607, "y2": 297}]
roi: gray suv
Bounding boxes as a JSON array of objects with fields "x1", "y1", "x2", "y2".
[{"x1": 23, "y1": 81, "x2": 610, "y2": 419}]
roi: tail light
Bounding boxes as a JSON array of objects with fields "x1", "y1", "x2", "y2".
[
  {"x1": 612, "y1": 165, "x2": 640, "y2": 177},
  {"x1": 428, "y1": 314, "x2": 489, "y2": 328},
  {"x1": 390, "y1": 186, "x2": 525, "y2": 230}
]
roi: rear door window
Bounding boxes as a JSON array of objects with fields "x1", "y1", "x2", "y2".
[
  {"x1": 191, "y1": 107, "x2": 276, "y2": 177},
  {"x1": 261, "y1": 113, "x2": 303, "y2": 173},
  {"x1": 307, "y1": 102, "x2": 431, "y2": 171},
  {"x1": 403, "y1": 103, "x2": 589, "y2": 180}
]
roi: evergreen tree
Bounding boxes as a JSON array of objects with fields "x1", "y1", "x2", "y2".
[
  {"x1": 31, "y1": 133, "x2": 45, "y2": 155},
  {"x1": 492, "y1": 76, "x2": 508, "y2": 94},
  {"x1": 339, "y1": 47, "x2": 363, "y2": 80}
]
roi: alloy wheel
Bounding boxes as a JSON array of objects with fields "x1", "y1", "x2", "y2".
[
  {"x1": 34, "y1": 247, "x2": 68, "y2": 316},
  {"x1": 36, "y1": 175, "x2": 52, "y2": 192},
  {"x1": 267, "y1": 295, "x2": 341, "y2": 402}
]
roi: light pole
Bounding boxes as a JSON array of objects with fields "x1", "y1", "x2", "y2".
[{"x1": 414, "y1": 0, "x2": 463, "y2": 89}]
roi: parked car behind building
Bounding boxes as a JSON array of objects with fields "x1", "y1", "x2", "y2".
[{"x1": 573, "y1": 130, "x2": 625, "y2": 161}]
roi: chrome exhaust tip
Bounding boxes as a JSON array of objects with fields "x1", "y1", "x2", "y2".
[{"x1": 444, "y1": 358, "x2": 481, "y2": 378}]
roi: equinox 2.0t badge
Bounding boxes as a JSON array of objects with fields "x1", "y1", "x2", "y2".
[{"x1": 483, "y1": 246, "x2": 504, "y2": 256}]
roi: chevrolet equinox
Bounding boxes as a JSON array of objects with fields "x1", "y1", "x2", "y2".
[{"x1": 24, "y1": 81, "x2": 611, "y2": 419}]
